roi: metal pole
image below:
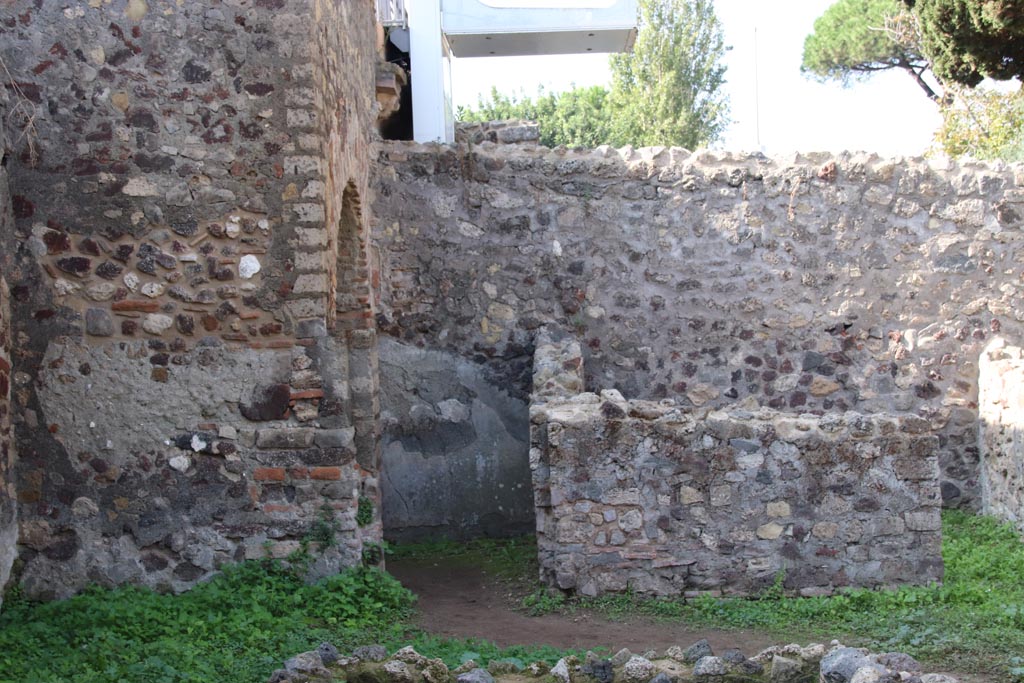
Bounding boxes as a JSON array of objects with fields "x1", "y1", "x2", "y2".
[{"x1": 754, "y1": 25, "x2": 761, "y2": 151}]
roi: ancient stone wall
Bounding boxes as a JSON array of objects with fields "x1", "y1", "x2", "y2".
[
  {"x1": 1, "y1": 0, "x2": 382, "y2": 597},
  {"x1": 0, "y1": 88, "x2": 17, "y2": 603},
  {"x1": 373, "y1": 142, "x2": 1024, "y2": 515},
  {"x1": 456, "y1": 120, "x2": 541, "y2": 146},
  {"x1": 529, "y1": 334, "x2": 943, "y2": 596},
  {"x1": 978, "y1": 339, "x2": 1024, "y2": 533}
]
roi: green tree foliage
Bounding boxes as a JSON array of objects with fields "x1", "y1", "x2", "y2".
[
  {"x1": 802, "y1": 0, "x2": 1024, "y2": 160},
  {"x1": 460, "y1": 85, "x2": 615, "y2": 148},
  {"x1": 460, "y1": 0, "x2": 729, "y2": 149},
  {"x1": 934, "y1": 85, "x2": 1024, "y2": 160},
  {"x1": 801, "y1": 0, "x2": 944, "y2": 101},
  {"x1": 606, "y1": 0, "x2": 729, "y2": 148},
  {"x1": 904, "y1": 0, "x2": 1024, "y2": 86}
]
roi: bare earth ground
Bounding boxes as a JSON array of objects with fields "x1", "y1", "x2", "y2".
[
  {"x1": 386, "y1": 557, "x2": 993, "y2": 683},
  {"x1": 390, "y1": 558, "x2": 803, "y2": 654}
]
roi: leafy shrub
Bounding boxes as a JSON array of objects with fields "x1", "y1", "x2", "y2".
[
  {"x1": 304, "y1": 503, "x2": 341, "y2": 550},
  {"x1": 0, "y1": 561, "x2": 414, "y2": 683}
]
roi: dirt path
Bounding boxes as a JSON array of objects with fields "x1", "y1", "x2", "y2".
[
  {"x1": 388, "y1": 558, "x2": 785, "y2": 655},
  {"x1": 387, "y1": 557, "x2": 994, "y2": 683}
]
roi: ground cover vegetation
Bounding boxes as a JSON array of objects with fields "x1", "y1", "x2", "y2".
[
  {"x1": 0, "y1": 561, "x2": 414, "y2": 683},
  {"x1": 0, "y1": 511, "x2": 1019, "y2": 681},
  {"x1": 0, "y1": 538, "x2": 571, "y2": 683},
  {"x1": 396, "y1": 512, "x2": 1024, "y2": 681},
  {"x1": 579, "y1": 510, "x2": 1024, "y2": 680}
]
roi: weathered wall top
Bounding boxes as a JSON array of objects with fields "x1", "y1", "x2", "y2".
[{"x1": 373, "y1": 140, "x2": 1024, "y2": 509}]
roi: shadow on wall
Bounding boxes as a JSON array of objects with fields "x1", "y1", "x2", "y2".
[{"x1": 379, "y1": 337, "x2": 534, "y2": 542}]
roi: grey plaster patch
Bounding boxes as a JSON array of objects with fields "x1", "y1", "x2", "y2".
[
  {"x1": 37, "y1": 340, "x2": 296, "y2": 468},
  {"x1": 380, "y1": 338, "x2": 533, "y2": 541}
]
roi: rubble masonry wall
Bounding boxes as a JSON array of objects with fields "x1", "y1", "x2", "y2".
[
  {"x1": 0, "y1": 87, "x2": 17, "y2": 605},
  {"x1": 373, "y1": 141, "x2": 1024, "y2": 532},
  {"x1": 1, "y1": 0, "x2": 382, "y2": 597},
  {"x1": 529, "y1": 327, "x2": 943, "y2": 597}
]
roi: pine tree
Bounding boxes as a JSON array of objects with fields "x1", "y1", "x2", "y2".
[
  {"x1": 801, "y1": 0, "x2": 944, "y2": 101},
  {"x1": 904, "y1": 0, "x2": 1024, "y2": 86}
]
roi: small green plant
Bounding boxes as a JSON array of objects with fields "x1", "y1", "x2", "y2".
[
  {"x1": 304, "y1": 502, "x2": 340, "y2": 550},
  {"x1": 520, "y1": 588, "x2": 567, "y2": 616},
  {"x1": 362, "y1": 541, "x2": 386, "y2": 566},
  {"x1": 356, "y1": 496, "x2": 374, "y2": 527},
  {"x1": 760, "y1": 569, "x2": 787, "y2": 601},
  {"x1": 568, "y1": 312, "x2": 588, "y2": 335}
]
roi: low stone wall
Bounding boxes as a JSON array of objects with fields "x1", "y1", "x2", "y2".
[
  {"x1": 268, "y1": 641, "x2": 966, "y2": 683},
  {"x1": 531, "y1": 398, "x2": 943, "y2": 597},
  {"x1": 529, "y1": 330, "x2": 943, "y2": 597},
  {"x1": 978, "y1": 339, "x2": 1024, "y2": 533}
]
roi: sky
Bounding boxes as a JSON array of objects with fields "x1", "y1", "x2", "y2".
[{"x1": 448, "y1": 0, "x2": 944, "y2": 156}]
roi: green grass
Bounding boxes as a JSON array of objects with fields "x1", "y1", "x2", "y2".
[
  {"x1": 388, "y1": 535, "x2": 539, "y2": 582},
  {"x1": 0, "y1": 560, "x2": 415, "y2": 683},
  {"x1": 0, "y1": 545, "x2": 567, "y2": 683},
  {"x1": 518, "y1": 510, "x2": 1024, "y2": 679},
  {"x1": 398, "y1": 634, "x2": 580, "y2": 669},
  {"x1": 679, "y1": 510, "x2": 1024, "y2": 676},
  {"x1": 1, "y1": 512, "x2": 1020, "y2": 681},
  {"x1": 392, "y1": 513, "x2": 1024, "y2": 680}
]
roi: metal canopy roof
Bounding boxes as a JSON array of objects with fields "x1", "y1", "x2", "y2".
[
  {"x1": 445, "y1": 28, "x2": 635, "y2": 57},
  {"x1": 441, "y1": 0, "x2": 637, "y2": 58}
]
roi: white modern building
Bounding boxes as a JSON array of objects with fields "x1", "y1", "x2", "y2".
[{"x1": 379, "y1": 0, "x2": 637, "y2": 142}]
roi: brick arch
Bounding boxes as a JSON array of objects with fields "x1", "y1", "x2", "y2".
[{"x1": 329, "y1": 180, "x2": 373, "y2": 331}]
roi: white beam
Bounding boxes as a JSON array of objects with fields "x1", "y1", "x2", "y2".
[{"x1": 409, "y1": 0, "x2": 454, "y2": 142}]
